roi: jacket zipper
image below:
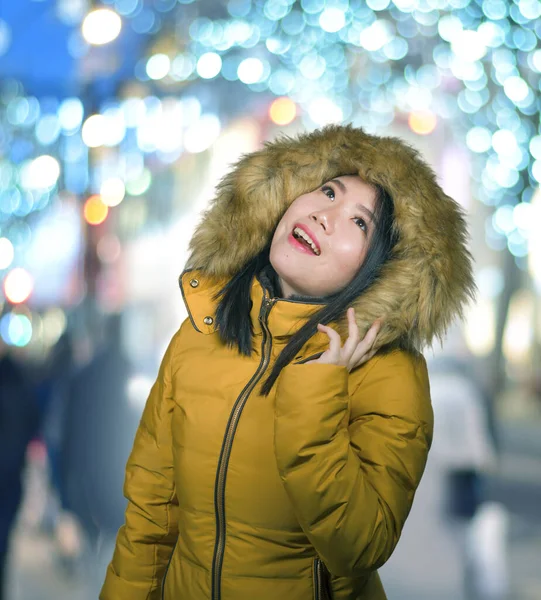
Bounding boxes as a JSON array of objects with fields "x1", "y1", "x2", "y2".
[
  {"x1": 211, "y1": 294, "x2": 276, "y2": 600},
  {"x1": 314, "y1": 557, "x2": 332, "y2": 600},
  {"x1": 313, "y1": 558, "x2": 322, "y2": 600}
]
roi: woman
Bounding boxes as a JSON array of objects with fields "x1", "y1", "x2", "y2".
[{"x1": 101, "y1": 124, "x2": 475, "y2": 600}]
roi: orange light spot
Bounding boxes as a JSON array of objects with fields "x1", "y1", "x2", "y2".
[
  {"x1": 408, "y1": 111, "x2": 437, "y2": 135},
  {"x1": 269, "y1": 97, "x2": 297, "y2": 126},
  {"x1": 4, "y1": 268, "x2": 34, "y2": 304},
  {"x1": 84, "y1": 195, "x2": 109, "y2": 225}
]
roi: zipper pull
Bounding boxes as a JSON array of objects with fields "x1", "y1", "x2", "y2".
[{"x1": 260, "y1": 296, "x2": 276, "y2": 322}]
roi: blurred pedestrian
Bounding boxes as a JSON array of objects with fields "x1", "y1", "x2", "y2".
[
  {"x1": 429, "y1": 354, "x2": 508, "y2": 600},
  {"x1": 0, "y1": 343, "x2": 39, "y2": 600},
  {"x1": 34, "y1": 330, "x2": 87, "y2": 577},
  {"x1": 61, "y1": 313, "x2": 139, "y2": 597},
  {"x1": 39, "y1": 333, "x2": 75, "y2": 509}
]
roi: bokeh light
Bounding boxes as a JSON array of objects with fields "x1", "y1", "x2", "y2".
[
  {"x1": 41, "y1": 308, "x2": 67, "y2": 347},
  {"x1": 408, "y1": 111, "x2": 437, "y2": 135},
  {"x1": 20, "y1": 156, "x2": 61, "y2": 190},
  {"x1": 100, "y1": 178, "x2": 126, "y2": 207},
  {"x1": 125, "y1": 168, "x2": 152, "y2": 196},
  {"x1": 82, "y1": 114, "x2": 107, "y2": 147},
  {"x1": 146, "y1": 54, "x2": 171, "y2": 80},
  {"x1": 269, "y1": 97, "x2": 297, "y2": 125},
  {"x1": 4, "y1": 268, "x2": 34, "y2": 304},
  {"x1": 238, "y1": 58, "x2": 265, "y2": 84},
  {"x1": 84, "y1": 195, "x2": 109, "y2": 225},
  {"x1": 196, "y1": 52, "x2": 222, "y2": 79},
  {"x1": 82, "y1": 8, "x2": 122, "y2": 45},
  {"x1": 0, "y1": 313, "x2": 33, "y2": 347},
  {"x1": 308, "y1": 98, "x2": 342, "y2": 126}
]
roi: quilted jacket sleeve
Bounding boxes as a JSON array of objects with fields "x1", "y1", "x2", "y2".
[
  {"x1": 273, "y1": 349, "x2": 433, "y2": 577},
  {"x1": 100, "y1": 330, "x2": 181, "y2": 600}
]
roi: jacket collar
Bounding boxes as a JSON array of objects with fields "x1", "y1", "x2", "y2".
[{"x1": 179, "y1": 268, "x2": 333, "y2": 356}]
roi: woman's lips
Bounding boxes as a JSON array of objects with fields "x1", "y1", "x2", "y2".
[
  {"x1": 288, "y1": 232, "x2": 318, "y2": 256},
  {"x1": 294, "y1": 223, "x2": 321, "y2": 253}
]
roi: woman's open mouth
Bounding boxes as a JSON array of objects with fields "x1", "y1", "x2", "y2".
[{"x1": 288, "y1": 226, "x2": 321, "y2": 256}]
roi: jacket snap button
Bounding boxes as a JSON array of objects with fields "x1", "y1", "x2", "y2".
[
  {"x1": 203, "y1": 316, "x2": 214, "y2": 325},
  {"x1": 190, "y1": 278, "x2": 199, "y2": 288}
]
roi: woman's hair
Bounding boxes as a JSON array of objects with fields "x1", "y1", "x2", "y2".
[{"x1": 213, "y1": 180, "x2": 398, "y2": 396}]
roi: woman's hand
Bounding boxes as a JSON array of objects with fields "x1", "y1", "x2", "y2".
[{"x1": 306, "y1": 308, "x2": 381, "y2": 372}]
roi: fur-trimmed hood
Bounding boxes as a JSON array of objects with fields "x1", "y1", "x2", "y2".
[{"x1": 185, "y1": 124, "x2": 475, "y2": 352}]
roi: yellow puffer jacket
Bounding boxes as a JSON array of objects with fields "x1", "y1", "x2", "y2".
[
  {"x1": 102, "y1": 270, "x2": 432, "y2": 600},
  {"x1": 101, "y1": 125, "x2": 475, "y2": 600}
]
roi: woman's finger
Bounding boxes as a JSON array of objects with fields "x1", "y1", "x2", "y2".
[
  {"x1": 342, "y1": 307, "x2": 361, "y2": 360},
  {"x1": 348, "y1": 348, "x2": 378, "y2": 372},
  {"x1": 348, "y1": 321, "x2": 381, "y2": 367},
  {"x1": 317, "y1": 323, "x2": 342, "y2": 361},
  {"x1": 358, "y1": 348, "x2": 378, "y2": 366}
]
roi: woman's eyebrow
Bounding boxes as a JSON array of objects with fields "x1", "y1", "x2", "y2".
[
  {"x1": 330, "y1": 178, "x2": 376, "y2": 224},
  {"x1": 330, "y1": 178, "x2": 347, "y2": 194}
]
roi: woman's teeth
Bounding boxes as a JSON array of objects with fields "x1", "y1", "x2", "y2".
[{"x1": 293, "y1": 227, "x2": 320, "y2": 255}]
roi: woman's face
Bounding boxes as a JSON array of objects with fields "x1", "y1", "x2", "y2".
[{"x1": 270, "y1": 175, "x2": 378, "y2": 298}]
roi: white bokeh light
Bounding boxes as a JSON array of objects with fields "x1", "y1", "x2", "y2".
[
  {"x1": 504, "y1": 76, "x2": 529, "y2": 103},
  {"x1": 103, "y1": 107, "x2": 126, "y2": 146},
  {"x1": 20, "y1": 155, "x2": 61, "y2": 190},
  {"x1": 237, "y1": 58, "x2": 264, "y2": 84},
  {"x1": 359, "y1": 20, "x2": 394, "y2": 52},
  {"x1": 4, "y1": 268, "x2": 34, "y2": 304},
  {"x1": 146, "y1": 54, "x2": 171, "y2": 80},
  {"x1": 466, "y1": 127, "x2": 492, "y2": 153},
  {"x1": 100, "y1": 177, "x2": 126, "y2": 207},
  {"x1": 196, "y1": 52, "x2": 222, "y2": 79},
  {"x1": 82, "y1": 114, "x2": 107, "y2": 147},
  {"x1": 513, "y1": 202, "x2": 534, "y2": 232},
  {"x1": 319, "y1": 8, "x2": 346, "y2": 33},
  {"x1": 492, "y1": 129, "x2": 518, "y2": 156},
  {"x1": 451, "y1": 30, "x2": 487, "y2": 62},
  {"x1": 58, "y1": 97, "x2": 84, "y2": 132},
  {"x1": 82, "y1": 8, "x2": 122, "y2": 45},
  {"x1": 308, "y1": 98, "x2": 343, "y2": 126}
]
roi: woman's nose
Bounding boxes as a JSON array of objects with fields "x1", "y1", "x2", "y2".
[{"x1": 310, "y1": 211, "x2": 332, "y2": 233}]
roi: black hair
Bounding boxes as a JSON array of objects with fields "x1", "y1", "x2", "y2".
[{"x1": 213, "y1": 181, "x2": 398, "y2": 396}]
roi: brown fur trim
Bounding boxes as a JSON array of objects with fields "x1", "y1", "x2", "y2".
[{"x1": 186, "y1": 124, "x2": 476, "y2": 351}]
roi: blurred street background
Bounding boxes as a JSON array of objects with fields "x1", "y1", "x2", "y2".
[{"x1": 1, "y1": 0, "x2": 540, "y2": 599}]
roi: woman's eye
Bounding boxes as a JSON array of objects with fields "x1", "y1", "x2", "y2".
[
  {"x1": 322, "y1": 185, "x2": 335, "y2": 200},
  {"x1": 354, "y1": 217, "x2": 367, "y2": 232}
]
